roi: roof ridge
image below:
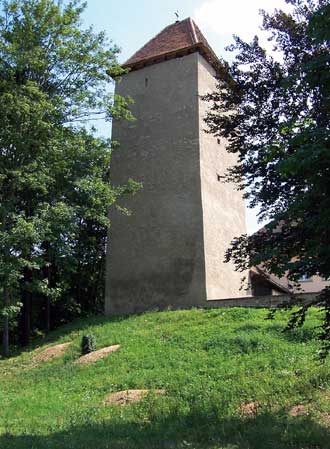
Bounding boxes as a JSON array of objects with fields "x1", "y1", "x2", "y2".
[
  {"x1": 124, "y1": 17, "x2": 191, "y2": 66},
  {"x1": 189, "y1": 17, "x2": 198, "y2": 44}
]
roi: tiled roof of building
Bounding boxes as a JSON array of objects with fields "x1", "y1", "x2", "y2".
[
  {"x1": 123, "y1": 17, "x2": 221, "y2": 72},
  {"x1": 250, "y1": 266, "x2": 291, "y2": 294}
]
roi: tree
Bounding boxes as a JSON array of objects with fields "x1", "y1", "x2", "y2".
[
  {"x1": 0, "y1": 0, "x2": 138, "y2": 356},
  {"x1": 204, "y1": 0, "x2": 330, "y2": 356}
]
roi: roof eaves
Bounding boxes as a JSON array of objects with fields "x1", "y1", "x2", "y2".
[
  {"x1": 252, "y1": 266, "x2": 291, "y2": 294},
  {"x1": 122, "y1": 44, "x2": 196, "y2": 70},
  {"x1": 123, "y1": 42, "x2": 224, "y2": 75}
]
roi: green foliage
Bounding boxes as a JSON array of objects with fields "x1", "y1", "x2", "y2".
[
  {"x1": 81, "y1": 334, "x2": 96, "y2": 355},
  {"x1": 0, "y1": 308, "x2": 330, "y2": 448},
  {"x1": 204, "y1": 0, "x2": 330, "y2": 355},
  {"x1": 0, "y1": 0, "x2": 140, "y2": 355}
]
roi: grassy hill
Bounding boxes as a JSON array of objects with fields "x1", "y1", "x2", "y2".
[{"x1": 0, "y1": 307, "x2": 329, "y2": 449}]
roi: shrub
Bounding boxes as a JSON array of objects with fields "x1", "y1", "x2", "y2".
[{"x1": 81, "y1": 334, "x2": 96, "y2": 355}]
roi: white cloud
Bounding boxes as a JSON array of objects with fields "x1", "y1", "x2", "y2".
[{"x1": 194, "y1": 0, "x2": 292, "y2": 47}]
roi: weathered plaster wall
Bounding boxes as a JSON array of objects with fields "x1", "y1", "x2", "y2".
[
  {"x1": 297, "y1": 276, "x2": 330, "y2": 293},
  {"x1": 197, "y1": 54, "x2": 248, "y2": 299},
  {"x1": 105, "y1": 53, "x2": 207, "y2": 315}
]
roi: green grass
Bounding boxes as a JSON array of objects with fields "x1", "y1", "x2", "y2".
[{"x1": 0, "y1": 307, "x2": 329, "y2": 449}]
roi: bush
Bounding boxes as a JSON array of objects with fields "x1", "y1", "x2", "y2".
[{"x1": 81, "y1": 334, "x2": 96, "y2": 355}]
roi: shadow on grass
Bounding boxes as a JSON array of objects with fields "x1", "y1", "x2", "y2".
[
  {"x1": 1, "y1": 410, "x2": 329, "y2": 449},
  {"x1": 4, "y1": 313, "x2": 130, "y2": 360},
  {"x1": 43, "y1": 313, "x2": 129, "y2": 340},
  {"x1": 236, "y1": 324, "x2": 262, "y2": 332},
  {"x1": 268, "y1": 323, "x2": 318, "y2": 343}
]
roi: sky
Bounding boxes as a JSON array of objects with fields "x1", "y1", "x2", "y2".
[{"x1": 83, "y1": 0, "x2": 292, "y2": 234}]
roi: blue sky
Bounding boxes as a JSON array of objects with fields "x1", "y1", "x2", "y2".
[
  {"x1": 84, "y1": 0, "x2": 204, "y2": 64},
  {"x1": 83, "y1": 0, "x2": 291, "y2": 234},
  {"x1": 84, "y1": 0, "x2": 290, "y2": 63}
]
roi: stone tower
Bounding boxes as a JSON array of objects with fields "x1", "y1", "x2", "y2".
[{"x1": 105, "y1": 18, "x2": 246, "y2": 315}]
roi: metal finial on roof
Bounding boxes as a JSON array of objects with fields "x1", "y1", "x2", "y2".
[{"x1": 175, "y1": 11, "x2": 180, "y2": 22}]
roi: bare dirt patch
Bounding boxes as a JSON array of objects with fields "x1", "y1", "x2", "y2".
[
  {"x1": 289, "y1": 405, "x2": 308, "y2": 417},
  {"x1": 240, "y1": 402, "x2": 259, "y2": 417},
  {"x1": 77, "y1": 345, "x2": 121, "y2": 365},
  {"x1": 33, "y1": 342, "x2": 71, "y2": 363},
  {"x1": 104, "y1": 389, "x2": 165, "y2": 406}
]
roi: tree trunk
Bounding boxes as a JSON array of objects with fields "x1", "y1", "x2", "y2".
[
  {"x1": 20, "y1": 203, "x2": 33, "y2": 345},
  {"x1": 21, "y1": 293, "x2": 31, "y2": 346},
  {"x1": 43, "y1": 241, "x2": 54, "y2": 334},
  {"x1": 45, "y1": 296, "x2": 51, "y2": 333},
  {"x1": 2, "y1": 287, "x2": 9, "y2": 358},
  {"x1": 20, "y1": 268, "x2": 32, "y2": 347}
]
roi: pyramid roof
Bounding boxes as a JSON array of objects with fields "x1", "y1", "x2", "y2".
[{"x1": 123, "y1": 17, "x2": 221, "y2": 72}]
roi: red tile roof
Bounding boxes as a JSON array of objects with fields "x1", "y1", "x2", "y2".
[{"x1": 123, "y1": 17, "x2": 221, "y2": 72}]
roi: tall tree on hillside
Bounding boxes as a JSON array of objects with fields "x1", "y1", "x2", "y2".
[
  {"x1": 0, "y1": 0, "x2": 138, "y2": 356},
  {"x1": 204, "y1": 0, "x2": 330, "y2": 356}
]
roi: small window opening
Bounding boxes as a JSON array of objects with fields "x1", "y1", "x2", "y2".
[
  {"x1": 217, "y1": 138, "x2": 221, "y2": 145},
  {"x1": 217, "y1": 173, "x2": 222, "y2": 182},
  {"x1": 145, "y1": 77, "x2": 149, "y2": 87}
]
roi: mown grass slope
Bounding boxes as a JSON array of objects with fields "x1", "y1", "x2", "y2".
[{"x1": 0, "y1": 307, "x2": 329, "y2": 449}]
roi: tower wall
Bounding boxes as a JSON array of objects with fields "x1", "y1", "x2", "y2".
[
  {"x1": 197, "y1": 54, "x2": 247, "y2": 299},
  {"x1": 105, "y1": 51, "x2": 248, "y2": 315},
  {"x1": 105, "y1": 53, "x2": 207, "y2": 314}
]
